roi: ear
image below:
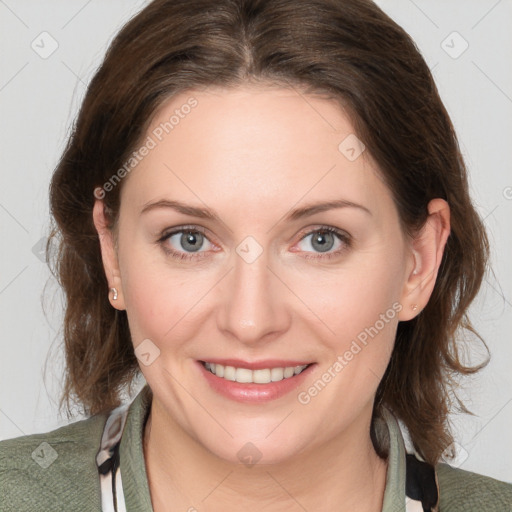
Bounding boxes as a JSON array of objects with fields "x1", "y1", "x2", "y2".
[
  {"x1": 92, "y1": 195, "x2": 126, "y2": 310},
  {"x1": 398, "y1": 198, "x2": 451, "y2": 321}
]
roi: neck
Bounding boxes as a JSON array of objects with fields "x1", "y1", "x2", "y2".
[{"x1": 143, "y1": 398, "x2": 388, "y2": 512}]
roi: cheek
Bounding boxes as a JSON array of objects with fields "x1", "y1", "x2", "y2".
[
  {"x1": 291, "y1": 243, "x2": 405, "y2": 392},
  {"x1": 119, "y1": 248, "x2": 230, "y2": 374},
  {"x1": 120, "y1": 220, "x2": 407, "y2": 367},
  {"x1": 118, "y1": 241, "x2": 196, "y2": 346},
  {"x1": 123, "y1": 269, "x2": 198, "y2": 346},
  {"x1": 296, "y1": 252, "x2": 404, "y2": 338},
  {"x1": 291, "y1": 266, "x2": 403, "y2": 422}
]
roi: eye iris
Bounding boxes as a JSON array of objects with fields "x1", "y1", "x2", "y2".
[
  {"x1": 181, "y1": 231, "x2": 203, "y2": 252},
  {"x1": 311, "y1": 230, "x2": 334, "y2": 253}
]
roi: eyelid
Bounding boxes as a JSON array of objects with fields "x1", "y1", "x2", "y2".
[
  {"x1": 157, "y1": 224, "x2": 352, "y2": 260},
  {"x1": 296, "y1": 224, "x2": 350, "y2": 241},
  {"x1": 156, "y1": 225, "x2": 217, "y2": 262},
  {"x1": 158, "y1": 224, "x2": 210, "y2": 241},
  {"x1": 292, "y1": 225, "x2": 352, "y2": 259}
]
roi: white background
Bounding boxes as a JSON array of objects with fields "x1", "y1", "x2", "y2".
[{"x1": 1, "y1": 0, "x2": 511, "y2": 483}]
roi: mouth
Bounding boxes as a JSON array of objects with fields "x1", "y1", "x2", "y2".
[
  {"x1": 196, "y1": 359, "x2": 316, "y2": 403},
  {"x1": 199, "y1": 360, "x2": 313, "y2": 384}
]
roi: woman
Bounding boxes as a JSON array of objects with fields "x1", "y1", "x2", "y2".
[{"x1": 1, "y1": 0, "x2": 510, "y2": 510}]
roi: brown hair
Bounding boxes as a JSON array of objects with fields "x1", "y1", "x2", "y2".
[{"x1": 47, "y1": 0, "x2": 490, "y2": 466}]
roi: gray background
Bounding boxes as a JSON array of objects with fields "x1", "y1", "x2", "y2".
[{"x1": 1, "y1": 0, "x2": 511, "y2": 483}]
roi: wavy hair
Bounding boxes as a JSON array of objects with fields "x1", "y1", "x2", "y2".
[{"x1": 47, "y1": 0, "x2": 490, "y2": 466}]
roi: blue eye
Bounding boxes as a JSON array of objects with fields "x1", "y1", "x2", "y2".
[
  {"x1": 296, "y1": 227, "x2": 351, "y2": 261},
  {"x1": 170, "y1": 231, "x2": 206, "y2": 252},
  {"x1": 158, "y1": 226, "x2": 212, "y2": 261},
  {"x1": 157, "y1": 225, "x2": 351, "y2": 262}
]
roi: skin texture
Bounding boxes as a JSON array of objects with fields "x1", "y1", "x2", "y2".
[{"x1": 93, "y1": 84, "x2": 450, "y2": 512}]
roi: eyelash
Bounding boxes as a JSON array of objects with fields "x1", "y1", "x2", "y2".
[{"x1": 156, "y1": 225, "x2": 352, "y2": 262}]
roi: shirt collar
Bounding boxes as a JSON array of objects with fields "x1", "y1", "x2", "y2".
[{"x1": 119, "y1": 384, "x2": 408, "y2": 511}]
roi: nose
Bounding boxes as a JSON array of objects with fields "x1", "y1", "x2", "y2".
[{"x1": 216, "y1": 242, "x2": 290, "y2": 346}]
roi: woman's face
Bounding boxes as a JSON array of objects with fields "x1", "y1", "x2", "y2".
[{"x1": 96, "y1": 84, "x2": 420, "y2": 464}]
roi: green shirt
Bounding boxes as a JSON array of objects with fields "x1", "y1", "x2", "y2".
[{"x1": 1, "y1": 384, "x2": 511, "y2": 511}]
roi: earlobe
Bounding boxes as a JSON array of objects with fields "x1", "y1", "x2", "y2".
[
  {"x1": 92, "y1": 198, "x2": 126, "y2": 311},
  {"x1": 398, "y1": 198, "x2": 450, "y2": 321}
]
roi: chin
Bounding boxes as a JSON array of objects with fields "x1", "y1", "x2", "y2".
[{"x1": 198, "y1": 429, "x2": 308, "y2": 467}]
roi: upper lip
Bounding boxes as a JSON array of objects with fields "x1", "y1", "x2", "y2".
[{"x1": 199, "y1": 358, "x2": 314, "y2": 370}]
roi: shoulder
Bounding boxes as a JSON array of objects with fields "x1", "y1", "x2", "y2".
[
  {"x1": 0, "y1": 412, "x2": 108, "y2": 512},
  {"x1": 436, "y1": 462, "x2": 512, "y2": 511}
]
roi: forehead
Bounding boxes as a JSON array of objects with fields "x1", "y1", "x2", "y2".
[{"x1": 120, "y1": 84, "x2": 394, "y2": 223}]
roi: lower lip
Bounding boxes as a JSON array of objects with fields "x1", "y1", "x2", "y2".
[{"x1": 196, "y1": 361, "x2": 316, "y2": 403}]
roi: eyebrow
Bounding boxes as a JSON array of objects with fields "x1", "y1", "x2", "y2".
[{"x1": 140, "y1": 198, "x2": 372, "y2": 222}]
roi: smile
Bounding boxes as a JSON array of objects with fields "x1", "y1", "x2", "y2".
[{"x1": 202, "y1": 361, "x2": 310, "y2": 384}]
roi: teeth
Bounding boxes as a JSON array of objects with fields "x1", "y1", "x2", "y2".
[{"x1": 203, "y1": 362, "x2": 309, "y2": 383}]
